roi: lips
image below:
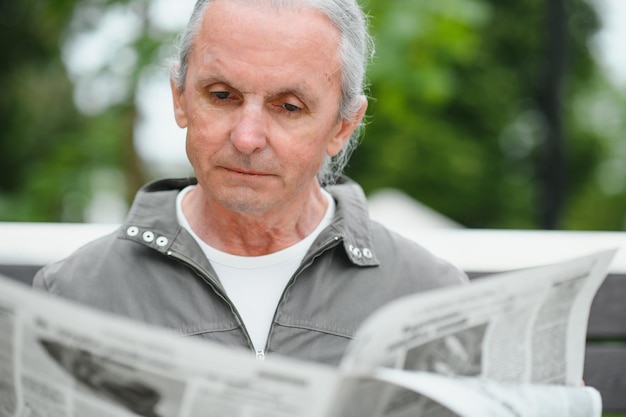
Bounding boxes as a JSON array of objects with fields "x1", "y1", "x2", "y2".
[
  {"x1": 214, "y1": 154, "x2": 277, "y2": 178},
  {"x1": 224, "y1": 166, "x2": 271, "y2": 177}
]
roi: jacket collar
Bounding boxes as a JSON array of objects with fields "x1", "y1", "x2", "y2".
[
  {"x1": 119, "y1": 176, "x2": 379, "y2": 267},
  {"x1": 118, "y1": 177, "x2": 196, "y2": 255},
  {"x1": 325, "y1": 177, "x2": 380, "y2": 266}
]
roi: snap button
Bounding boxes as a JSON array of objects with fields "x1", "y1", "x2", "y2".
[
  {"x1": 142, "y1": 231, "x2": 155, "y2": 243},
  {"x1": 126, "y1": 226, "x2": 139, "y2": 237},
  {"x1": 156, "y1": 236, "x2": 169, "y2": 247},
  {"x1": 362, "y1": 248, "x2": 373, "y2": 259}
]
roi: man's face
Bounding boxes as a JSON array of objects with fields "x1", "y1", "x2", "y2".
[{"x1": 171, "y1": 0, "x2": 365, "y2": 215}]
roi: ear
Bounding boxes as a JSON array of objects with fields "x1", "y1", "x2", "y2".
[
  {"x1": 170, "y1": 77, "x2": 188, "y2": 129},
  {"x1": 326, "y1": 96, "x2": 368, "y2": 157}
]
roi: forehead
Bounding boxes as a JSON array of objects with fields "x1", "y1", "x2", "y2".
[
  {"x1": 188, "y1": 0, "x2": 342, "y2": 92},
  {"x1": 196, "y1": 0, "x2": 341, "y2": 47}
]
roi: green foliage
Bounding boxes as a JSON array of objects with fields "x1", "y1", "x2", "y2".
[
  {"x1": 347, "y1": 0, "x2": 625, "y2": 229},
  {"x1": 1, "y1": 0, "x2": 625, "y2": 230},
  {"x1": 0, "y1": 2, "x2": 88, "y2": 221},
  {"x1": 0, "y1": 0, "x2": 171, "y2": 222}
]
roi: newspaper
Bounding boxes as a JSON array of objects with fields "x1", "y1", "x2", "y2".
[{"x1": 0, "y1": 249, "x2": 616, "y2": 417}]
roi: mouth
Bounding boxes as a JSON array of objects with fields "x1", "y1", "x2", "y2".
[{"x1": 224, "y1": 166, "x2": 271, "y2": 177}]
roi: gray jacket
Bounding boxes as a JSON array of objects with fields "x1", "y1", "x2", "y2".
[{"x1": 34, "y1": 177, "x2": 467, "y2": 366}]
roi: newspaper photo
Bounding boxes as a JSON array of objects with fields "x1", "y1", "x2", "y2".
[
  {"x1": 340, "y1": 249, "x2": 616, "y2": 386},
  {"x1": 0, "y1": 249, "x2": 616, "y2": 417}
]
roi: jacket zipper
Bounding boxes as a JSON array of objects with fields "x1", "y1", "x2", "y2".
[
  {"x1": 165, "y1": 250, "x2": 257, "y2": 352},
  {"x1": 166, "y1": 235, "x2": 343, "y2": 359},
  {"x1": 262, "y1": 235, "x2": 343, "y2": 353}
]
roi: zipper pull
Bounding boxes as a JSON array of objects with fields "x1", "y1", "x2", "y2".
[{"x1": 256, "y1": 350, "x2": 265, "y2": 361}]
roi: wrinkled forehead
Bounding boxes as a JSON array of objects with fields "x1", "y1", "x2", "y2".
[
  {"x1": 188, "y1": 0, "x2": 343, "y2": 89},
  {"x1": 195, "y1": 0, "x2": 341, "y2": 60},
  {"x1": 194, "y1": 0, "x2": 341, "y2": 40}
]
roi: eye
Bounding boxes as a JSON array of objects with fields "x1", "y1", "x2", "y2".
[
  {"x1": 282, "y1": 102, "x2": 301, "y2": 113},
  {"x1": 211, "y1": 91, "x2": 231, "y2": 100}
]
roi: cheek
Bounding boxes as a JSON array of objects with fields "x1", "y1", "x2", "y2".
[
  {"x1": 184, "y1": 124, "x2": 219, "y2": 168},
  {"x1": 186, "y1": 109, "x2": 227, "y2": 147},
  {"x1": 283, "y1": 122, "x2": 339, "y2": 166},
  {"x1": 280, "y1": 140, "x2": 328, "y2": 176},
  {"x1": 185, "y1": 133, "x2": 201, "y2": 173}
]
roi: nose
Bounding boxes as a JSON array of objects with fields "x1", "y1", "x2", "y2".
[{"x1": 230, "y1": 102, "x2": 267, "y2": 154}]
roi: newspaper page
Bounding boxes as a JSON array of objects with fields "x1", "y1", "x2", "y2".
[
  {"x1": 340, "y1": 249, "x2": 616, "y2": 386},
  {"x1": 326, "y1": 368, "x2": 602, "y2": 417},
  {"x1": 0, "y1": 249, "x2": 615, "y2": 417},
  {"x1": 0, "y1": 276, "x2": 340, "y2": 417}
]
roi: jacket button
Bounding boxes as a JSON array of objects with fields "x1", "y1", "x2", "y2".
[
  {"x1": 142, "y1": 231, "x2": 155, "y2": 243},
  {"x1": 126, "y1": 226, "x2": 139, "y2": 237},
  {"x1": 156, "y1": 236, "x2": 169, "y2": 247},
  {"x1": 350, "y1": 245, "x2": 362, "y2": 258},
  {"x1": 363, "y1": 248, "x2": 373, "y2": 259}
]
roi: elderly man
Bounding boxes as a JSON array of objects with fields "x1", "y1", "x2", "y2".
[{"x1": 34, "y1": 0, "x2": 467, "y2": 365}]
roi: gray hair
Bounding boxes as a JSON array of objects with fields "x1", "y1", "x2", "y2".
[{"x1": 169, "y1": 0, "x2": 374, "y2": 184}]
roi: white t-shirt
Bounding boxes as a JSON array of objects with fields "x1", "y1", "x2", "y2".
[{"x1": 176, "y1": 186, "x2": 335, "y2": 353}]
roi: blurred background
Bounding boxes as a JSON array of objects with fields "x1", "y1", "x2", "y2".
[{"x1": 1, "y1": 0, "x2": 625, "y2": 230}]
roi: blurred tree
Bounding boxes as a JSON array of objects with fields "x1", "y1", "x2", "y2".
[
  {"x1": 0, "y1": 0, "x2": 175, "y2": 222},
  {"x1": 0, "y1": 1, "x2": 83, "y2": 221},
  {"x1": 348, "y1": 0, "x2": 621, "y2": 230},
  {"x1": 61, "y1": 0, "x2": 169, "y2": 202},
  {"x1": 537, "y1": 0, "x2": 569, "y2": 229},
  {"x1": 0, "y1": 1, "x2": 134, "y2": 222},
  {"x1": 1, "y1": 0, "x2": 624, "y2": 230}
]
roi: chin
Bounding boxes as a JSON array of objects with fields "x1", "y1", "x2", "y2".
[{"x1": 217, "y1": 191, "x2": 274, "y2": 214}]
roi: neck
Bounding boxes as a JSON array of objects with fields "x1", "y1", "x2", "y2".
[{"x1": 182, "y1": 185, "x2": 329, "y2": 256}]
